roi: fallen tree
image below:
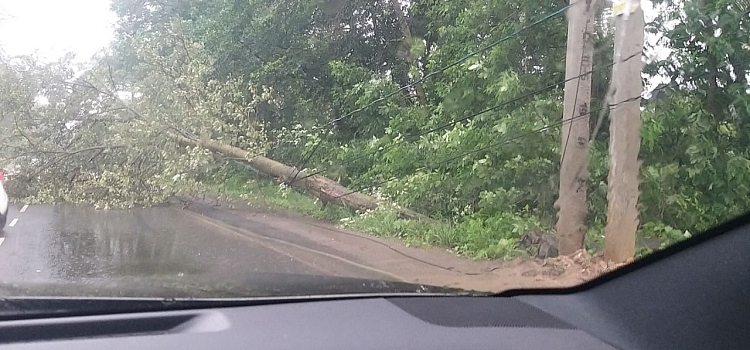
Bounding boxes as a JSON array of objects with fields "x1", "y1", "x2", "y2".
[
  {"x1": 0, "y1": 21, "x2": 430, "y2": 221},
  {"x1": 172, "y1": 133, "x2": 429, "y2": 221}
]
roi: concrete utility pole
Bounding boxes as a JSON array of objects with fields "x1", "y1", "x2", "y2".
[
  {"x1": 604, "y1": 0, "x2": 644, "y2": 263},
  {"x1": 556, "y1": 0, "x2": 598, "y2": 255},
  {"x1": 389, "y1": 0, "x2": 428, "y2": 105}
]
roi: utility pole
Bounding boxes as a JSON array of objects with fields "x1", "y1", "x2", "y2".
[
  {"x1": 556, "y1": 0, "x2": 598, "y2": 255},
  {"x1": 389, "y1": 0, "x2": 428, "y2": 105},
  {"x1": 604, "y1": 0, "x2": 644, "y2": 263}
]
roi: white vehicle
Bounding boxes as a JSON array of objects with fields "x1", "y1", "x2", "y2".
[{"x1": 0, "y1": 171, "x2": 7, "y2": 228}]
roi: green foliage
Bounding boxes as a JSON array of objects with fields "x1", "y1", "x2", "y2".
[
  {"x1": 641, "y1": 222, "x2": 692, "y2": 249},
  {"x1": 637, "y1": 0, "x2": 750, "y2": 236},
  {"x1": 0, "y1": 18, "x2": 267, "y2": 208},
  {"x1": 454, "y1": 212, "x2": 541, "y2": 259},
  {"x1": 637, "y1": 94, "x2": 750, "y2": 233},
  {"x1": 215, "y1": 168, "x2": 352, "y2": 222},
  {"x1": 345, "y1": 207, "x2": 540, "y2": 260}
]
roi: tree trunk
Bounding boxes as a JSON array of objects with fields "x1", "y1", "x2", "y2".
[
  {"x1": 172, "y1": 133, "x2": 430, "y2": 221},
  {"x1": 556, "y1": 0, "x2": 598, "y2": 255},
  {"x1": 604, "y1": 3, "x2": 643, "y2": 263},
  {"x1": 389, "y1": 0, "x2": 428, "y2": 105}
]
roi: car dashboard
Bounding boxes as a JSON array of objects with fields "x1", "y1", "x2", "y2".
[{"x1": 0, "y1": 296, "x2": 616, "y2": 350}]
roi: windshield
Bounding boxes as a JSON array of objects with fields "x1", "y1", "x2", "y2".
[{"x1": 0, "y1": 0, "x2": 746, "y2": 299}]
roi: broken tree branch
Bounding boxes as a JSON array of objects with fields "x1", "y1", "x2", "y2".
[{"x1": 171, "y1": 132, "x2": 431, "y2": 221}]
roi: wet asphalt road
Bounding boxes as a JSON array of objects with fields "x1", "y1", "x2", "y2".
[{"x1": 0, "y1": 204, "x2": 398, "y2": 297}]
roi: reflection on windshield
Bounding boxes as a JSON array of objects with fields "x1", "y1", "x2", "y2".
[{"x1": 0, "y1": 0, "x2": 746, "y2": 297}]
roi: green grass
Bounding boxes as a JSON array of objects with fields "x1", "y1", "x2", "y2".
[
  {"x1": 213, "y1": 173, "x2": 352, "y2": 222},
  {"x1": 211, "y1": 171, "x2": 679, "y2": 261},
  {"x1": 342, "y1": 207, "x2": 540, "y2": 260},
  {"x1": 212, "y1": 172, "x2": 542, "y2": 260}
]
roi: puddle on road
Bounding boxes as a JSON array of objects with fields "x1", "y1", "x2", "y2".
[{"x1": 49, "y1": 205, "x2": 205, "y2": 280}]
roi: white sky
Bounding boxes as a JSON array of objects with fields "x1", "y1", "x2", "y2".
[
  {"x1": 0, "y1": 0, "x2": 116, "y2": 62},
  {"x1": 0, "y1": 0, "x2": 662, "y2": 68}
]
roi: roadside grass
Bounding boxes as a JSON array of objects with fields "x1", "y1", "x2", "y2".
[
  {"x1": 211, "y1": 172, "x2": 540, "y2": 260},
  {"x1": 343, "y1": 208, "x2": 537, "y2": 260},
  {"x1": 212, "y1": 173, "x2": 352, "y2": 222}
]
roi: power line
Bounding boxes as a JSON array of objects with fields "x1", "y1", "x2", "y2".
[
  {"x1": 558, "y1": 11, "x2": 650, "y2": 172},
  {"x1": 332, "y1": 107, "x2": 603, "y2": 201},
  {"x1": 559, "y1": 45, "x2": 644, "y2": 168},
  {"x1": 558, "y1": 12, "x2": 594, "y2": 172},
  {"x1": 325, "y1": 3, "x2": 574, "y2": 127},
  {"x1": 282, "y1": 4, "x2": 575, "y2": 183},
  {"x1": 285, "y1": 138, "x2": 321, "y2": 184},
  {"x1": 330, "y1": 78, "x2": 692, "y2": 201},
  {"x1": 288, "y1": 63, "x2": 615, "y2": 185},
  {"x1": 588, "y1": 70, "x2": 709, "y2": 145}
]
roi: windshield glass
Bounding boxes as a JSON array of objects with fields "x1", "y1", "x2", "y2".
[{"x1": 0, "y1": 0, "x2": 746, "y2": 298}]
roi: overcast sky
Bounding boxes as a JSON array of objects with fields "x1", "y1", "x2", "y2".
[
  {"x1": 0, "y1": 0, "x2": 116, "y2": 62},
  {"x1": 0, "y1": 0, "x2": 659, "y2": 65}
]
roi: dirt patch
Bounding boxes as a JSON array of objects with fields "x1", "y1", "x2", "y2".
[
  {"x1": 180, "y1": 196, "x2": 621, "y2": 293},
  {"x1": 544, "y1": 249, "x2": 633, "y2": 278},
  {"x1": 512, "y1": 250, "x2": 632, "y2": 287}
]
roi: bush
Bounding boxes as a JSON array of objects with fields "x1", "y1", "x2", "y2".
[
  {"x1": 214, "y1": 169, "x2": 353, "y2": 222},
  {"x1": 345, "y1": 206, "x2": 543, "y2": 260},
  {"x1": 640, "y1": 222, "x2": 692, "y2": 250}
]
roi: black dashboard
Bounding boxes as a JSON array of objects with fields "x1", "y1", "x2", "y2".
[{"x1": 0, "y1": 297, "x2": 614, "y2": 350}]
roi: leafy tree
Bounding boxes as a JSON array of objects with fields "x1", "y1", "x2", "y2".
[
  {"x1": 0, "y1": 18, "x2": 267, "y2": 208},
  {"x1": 637, "y1": 0, "x2": 750, "y2": 236}
]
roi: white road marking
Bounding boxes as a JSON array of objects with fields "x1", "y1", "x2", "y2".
[
  {"x1": 8, "y1": 218, "x2": 18, "y2": 227},
  {"x1": 0, "y1": 238, "x2": 5, "y2": 246},
  {"x1": 19, "y1": 205, "x2": 28, "y2": 213}
]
